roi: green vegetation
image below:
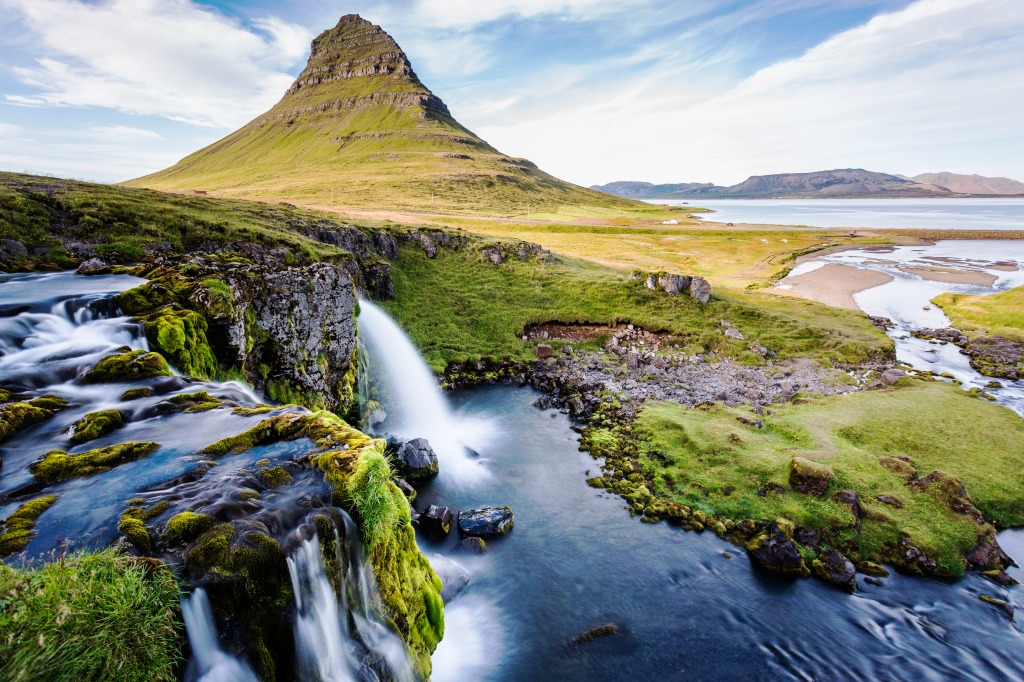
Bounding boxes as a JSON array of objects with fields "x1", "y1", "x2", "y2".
[
  {"x1": 81, "y1": 350, "x2": 171, "y2": 383},
  {"x1": 143, "y1": 308, "x2": 218, "y2": 379},
  {"x1": 346, "y1": 445, "x2": 405, "y2": 547},
  {"x1": 119, "y1": 387, "x2": 155, "y2": 401},
  {"x1": 165, "y1": 391, "x2": 222, "y2": 413},
  {"x1": 0, "y1": 401, "x2": 59, "y2": 443},
  {"x1": 162, "y1": 511, "x2": 215, "y2": 545},
  {"x1": 0, "y1": 548, "x2": 181, "y2": 681},
  {"x1": 0, "y1": 496, "x2": 58, "y2": 556},
  {"x1": 384, "y1": 242, "x2": 890, "y2": 371},
  {"x1": 69, "y1": 409, "x2": 124, "y2": 443},
  {"x1": 118, "y1": 500, "x2": 171, "y2": 553},
  {"x1": 630, "y1": 380, "x2": 1024, "y2": 575},
  {"x1": 30, "y1": 442, "x2": 161, "y2": 483},
  {"x1": 934, "y1": 285, "x2": 1024, "y2": 341}
]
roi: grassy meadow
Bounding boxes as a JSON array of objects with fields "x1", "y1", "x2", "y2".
[{"x1": 934, "y1": 286, "x2": 1024, "y2": 341}]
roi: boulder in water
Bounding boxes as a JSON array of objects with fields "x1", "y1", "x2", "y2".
[
  {"x1": 811, "y1": 549, "x2": 857, "y2": 592},
  {"x1": 417, "y1": 505, "x2": 453, "y2": 537},
  {"x1": 430, "y1": 554, "x2": 470, "y2": 603},
  {"x1": 454, "y1": 537, "x2": 487, "y2": 555},
  {"x1": 396, "y1": 438, "x2": 439, "y2": 480},
  {"x1": 76, "y1": 257, "x2": 108, "y2": 274},
  {"x1": 746, "y1": 523, "x2": 809, "y2": 577},
  {"x1": 571, "y1": 623, "x2": 618, "y2": 646},
  {"x1": 81, "y1": 350, "x2": 172, "y2": 384},
  {"x1": 458, "y1": 506, "x2": 514, "y2": 538},
  {"x1": 69, "y1": 409, "x2": 124, "y2": 443}
]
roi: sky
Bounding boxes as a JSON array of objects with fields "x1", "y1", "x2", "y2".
[{"x1": 1, "y1": 0, "x2": 1022, "y2": 187}]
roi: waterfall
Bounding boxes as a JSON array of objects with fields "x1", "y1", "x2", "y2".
[
  {"x1": 181, "y1": 589, "x2": 260, "y2": 682},
  {"x1": 286, "y1": 510, "x2": 413, "y2": 682},
  {"x1": 356, "y1": 299, "x2": 490, "y2": 485}
]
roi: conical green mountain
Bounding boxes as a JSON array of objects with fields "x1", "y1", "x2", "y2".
[{"x1": 127, "y1": 14, "x2": 635, "y2": 216}]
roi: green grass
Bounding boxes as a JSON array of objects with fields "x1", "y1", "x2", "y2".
[
  {"x1": 0, "y1": 548, "x2": 182, "y2": 681},
  {"x1": 633, "y1": 379, "x2": 1024, "y2": 574},
  {"x1": 383, "y1": 241, "x2": 891, "y2": 371},
  {"x1": 933, "y1": 285, "x2": 1024, "y2": 341},
  {"x1": 346, "y1": 444, "x2": 408, "y2": 547}
]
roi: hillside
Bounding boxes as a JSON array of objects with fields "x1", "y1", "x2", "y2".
[
  {"x1": 597, "y1": 169, "x2": 953, "y2": 199},
  {"x1": 911, "y1": 172, "x2": 1024, "y2": 196},
  {"x1": 589, "y1": 180, "x2": 715, "y2": 199},
  {"x1": 125, "y1": 15, "x2": 637, "y2": 217}
]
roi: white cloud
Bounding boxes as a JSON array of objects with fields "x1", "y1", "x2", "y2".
[
  {"x1": 478, "y1": 0, "x2": 1024, "y2": 185},
  {"x1": 1, "y1": 0, "x2": 312, "y2": 128},
  {"x1": 85, "y1": 125, "x2": 162, "y2": 141},
  {"x1": 407, "y1": 0, "x2": 635, "y2": 30}
]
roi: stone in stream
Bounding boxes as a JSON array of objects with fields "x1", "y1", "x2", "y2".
[
  {"x1": 571, "y1": 623, "x2": 618, "y2": 645},
  {"x1": 431, "y1": 554, "x2": 471, "y2": 603},
  {"x1": 416, "y1": 505, "x2": 453, "y2": 537},
  {"x1": 811, "y1": 549, "x2": 857, "y2": 592},
  {"x1": 458, "y1": 506, "x2": 514, "y2": 538},
  {"x1": 395, "y1": 438, "x2": 439, "y2": 481},
  {"x1": 746, "y1": 524, "x2": 809, "y2": 577},
  {"x1": 979, "y1": 595, "x2": 1015, "y2": 621},
  {"x1": 454, "y1": 537, "x2": 487, "y2": 555}
]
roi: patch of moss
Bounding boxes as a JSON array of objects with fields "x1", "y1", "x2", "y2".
[
  {"x1": 165, "y1": 391, "x2": 221, "y2": 413},
  {"x1": 81, "y1": 350, "x2": 171, "y2": 383},
  {"x1": 27, "y1": 394, "x2": 68, "y2": 411},
  {"x1": 70, "y1": 409, "x2": 124, "y2": 443},
  {"x1": 0, "y1": 388, "x2": 10, "y2": 403},
  {"x1": 143, "y1": 307, "x2": 218, "y2": 380},
  {"x1": 162, "y1": 511, "x2": 215, "y2": 545},
  {"x1": 258, "y1": 466, "x2": 293, "y2": 489},
  {"x1": 0, "y1": 401, "x2": 55, "y2": 443},
  {"x1": 30, "y1": 441, "x2": 160, "y2": 482},
  {"x1": 199, "y1": 411, "x2": 370, "y2": 456},
  {"x1": 0, "y1": 495, "x2": 58, "y2": 556},
  {"x1": 232, "y1": 405, "x2": 275, "y2": 416},
  {"x1": 119, "y1": 386, "x2": 155, "y2": 401}
]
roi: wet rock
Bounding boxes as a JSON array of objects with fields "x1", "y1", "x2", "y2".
[
  {"x1": 396, "y1": 438, "x2": 439, "y2": 481},
  {"x1": 417, "y1": 505, "x2": 454, "y2": 537},
  {"x1": 454, "y1": 537, "x2": 487, "y2": 555},
  {"x1": 431, "y1": 555, "x2": 470, "y2": 603},
  {"x1": 789, "y1": 457, "x2": 833, "y2": 497},
  {"x1": 979, "y1": 595, "x2": 1014, "y2": 620},
  {"x1": 396, "y1": 478, "x2": 417, "y2": 502},
  {"x1": 746, "y1": 523, "x2": 809, "y2": 577},
  {"x1": 69, "y1": 409, "x2": 124, "y2": 443},
  {"x1": 982, "y1": 570, "x2": 1018, "y2": 587},
  {"x1": 793, "y1": 527, "x2": 822, "y2": 546},
  {"x1": 80, "y1": 350, "x2": 172, "y2": 384},
  {"x1": 864, "y1": 577, "x2": 885, "y2": 587},
  {"x1": 458, "y1": 506, "x2": 514, "y2": 538},
  {"x1": 855, "y1": 561, "x2": 890, "y2": 578},
  {"x1": 76, "y1": 257, "x2": 108, "y2": 274},
  {"x1": 812, "y1": 549, "x2": 857, "y2": 592},
  {"x1": 965, "y1": 532, "x2": 1012, "y2": 571},
  {"x1": 536, "y1": 344, "x2": 553, "y2": 359},
  {"x1": 895, "y1": 537, "x2": 940, "y2": 576},
  {"x1": 571, "y1": 623, "x2": 618, "y2": 645}
]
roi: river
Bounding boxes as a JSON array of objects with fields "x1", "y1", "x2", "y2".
[{"x1": 652, "y1": 198, "x2": 1024, "y2": 230}]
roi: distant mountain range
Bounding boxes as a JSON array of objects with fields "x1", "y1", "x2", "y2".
[{"x1": 592, "y1": 169, "x2": 1024, "y2": 200}]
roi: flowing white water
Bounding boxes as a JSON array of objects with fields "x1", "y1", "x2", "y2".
[
  {"x1": 181, "y1": 589, "x2": 259, "y2": 682},
  {"x1": 286, "y1": 511, "x2": 413, "y2": 682},
  {"x1": 357, "y1": 299, "x2": 491, "y2": 485}
]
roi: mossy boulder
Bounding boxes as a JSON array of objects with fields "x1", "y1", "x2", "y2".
[
  {"x1": 0, "y1": 401, "x2": 55, "y2": 443},
  {"x1": 811, "y1": 549, "x2": 857, "y2": 592},
  {"x1": 27, "y1": 395, "x2": 69, "y2": 411},
  {"x1": 70, "y1": 409, "x2": 124, "y2": 443},
  {"x1": 142, "y1": 307, "x2": 218, "y2": 380},
  {"x1": 117, "y1": 500, "x2": 171, "y2": 553},
  {"x1": 119, "y1": 386, "x2": 155, "y2": 401},
  {"x1": 164, "y1": 391, "x2": 221, "y2": 413},
  {"x1": 788, "y1": 457, "x2": 834, "y2": 497},
  {"x1": 162, "y1": 511, "x2": 215, "y2": 545},
  {"x1": 30, "y1": 441, "x2": 160, "y2": 482},
  {"x1": 81, "y1": 350, "x2": 171, "y2": 384},
  {"x1": 0, "y1": 495, "x2": 58, "y2": 556},
  {"x1": 257, "y1": 466, "x2": 293, "y2": 489},
  {"x1": 746, "y1": 523, "x2": 810, "y2": 577}
]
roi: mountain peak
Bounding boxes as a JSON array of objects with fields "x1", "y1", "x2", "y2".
[{"x1": 125, "y1": 16, "x2": 633, "y2": 215}]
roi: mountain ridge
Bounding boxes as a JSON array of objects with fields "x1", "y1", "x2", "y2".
[{"x1": 125, "y1": 14, "x2": 636, "y2": 216}]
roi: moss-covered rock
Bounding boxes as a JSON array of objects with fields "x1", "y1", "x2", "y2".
[
  {"x1": 162, "y1": 511, "x2": 215, "y2": 545},
  {"x1": 143, "y1": 307, "x2": 218, "y2": 380},
  {"x1": 164, "y1": 391, "x2": 221, "y2": 413},
  {"x1": 30, "y1": 441, "x2": 160, "y2": 482},
  {"x1": 81, "y1": 350, "x2": 171, "y2": 383},
  {"x1": 258, "y1": 466, "x2": 293, "y2": 489},
  {"x1": 0, "y1": 495, "x2": 58, "y2": 556},
  {"x1": 788, "y1": 456, "x2": 834, "y2": 497},
  {"x1": 0, "y1": 401, "x2": 54, "y2": 443},
  {"x1": 70, "y1": 409, "x2": 124, "y2": 443},
  {"x1": 27, "y1": 394, "x2": 69, "y2": 411},
  {"x1": 119, "y1": 386, "x2": 155, "y2": 401},
  {"x1": 199, "y1": 411, "x2": 369, "y2": 457}
]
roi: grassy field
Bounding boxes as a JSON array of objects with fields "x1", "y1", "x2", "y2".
[
  {"x1": 933, "y1": 286, "x2": 1024, "y2": 341},
  {"x1": 384, "y1": 239, "x2": 891, "y2": 371},
  {"x1": 634, "y1": 379, "x2": 1024, "y2": 574}
]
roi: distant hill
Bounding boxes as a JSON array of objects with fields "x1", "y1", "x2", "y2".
[
  {"x1": 596, "y1": 169, "x2": 954, "y2": 199},
  {"x1": 910, "y1": 172, "x2": 1024, "y2": 196},
  {"x1": 588, "y1": 181, "x2": 716, "y2": 199},
  {"x1": 125, "y1": 15, "x2": 637, "y2": 216}
]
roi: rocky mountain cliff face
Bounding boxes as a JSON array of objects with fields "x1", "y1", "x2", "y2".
[
  {"x1": 910, "y1": 172, "x2": 1024, "y2": 196},
  {"x1": 126, "y1": 14, "x2": 634, "y2": 215}
]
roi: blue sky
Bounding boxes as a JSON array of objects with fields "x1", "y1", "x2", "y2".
[{"x1": 1, "y1": 0, "x2": 1022, "y2": 186}]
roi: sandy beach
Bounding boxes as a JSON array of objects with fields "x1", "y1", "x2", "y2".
[
  {"x1": 771, "y1": 263, "x2": 892, "y2": 310},
  {"x1": 899, "y1": 266, "x2": 997, "y2": 287}
]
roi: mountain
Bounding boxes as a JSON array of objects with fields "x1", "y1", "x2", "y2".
[
  {"x1": 597, "y1": 169, "x2": 953, "y2": 199},
  {"x1": 126, "y1": 15, "x2": 634, "y2": 215},
  {"x1": 910, "y1": 172, "x2": 1024, "y2": 196},
  {"x1": 588, "y1": 180, "x2": 716, "y2": 199}
]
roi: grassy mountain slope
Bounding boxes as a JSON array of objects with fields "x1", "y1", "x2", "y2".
[{"x1": 125, "y1": 14, "x2": 638, "y2": 217}]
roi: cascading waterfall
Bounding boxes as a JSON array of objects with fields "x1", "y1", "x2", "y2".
[
  {"x1": 181, "y1": 589, "x2": 259, "y2": 682},
  {"x1": 356, "y1": 299, "x2": 491, "y2": 485},
  {"x1": 286, "y1": 511, "x2": 413, "y2": 682}
]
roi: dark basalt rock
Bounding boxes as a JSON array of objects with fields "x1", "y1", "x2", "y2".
[
  {"x1": 431, "y1": 555, "x2": 470, "y2": 603},
  {"x1": 965, "y1": 532, "x2": 1012, "y2": 571},
  {"x1": 788, "y1": 457, "x2": 833, "y2": 497},
  {"x1": 396, "y1": 438, "x2": 439, "y2": 481},
  {"x1": 454, "y1": 537, "x2": 487, "y2": 555},
  {"x1": 812, "y1": 549, "x2": 857, "y2": 592},
  {"x1": 746, "y1": 523, "x2": 809, "y2": 577},
  {"x1": 875, "y1": 494, "x2": 903, "y2": 509},
  {"x1": 416, "y1": 505, "x2": 453, "y2": 537},
  {"x1": 979, "y1": 595, "x2": 1015, "y2": 620},
  {"x1": 793, "y1": 527, "x2": 822, "y2": 546},
  {"x1": 458, "y1": 506, "x2": 514, "y2": 538},
  {"x1": 831, "y1": 489, "x2": 864, "y2": 530}
]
